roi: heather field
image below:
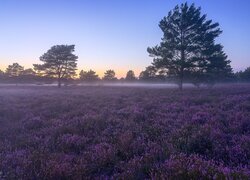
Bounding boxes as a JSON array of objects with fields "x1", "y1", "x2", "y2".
[{"x1": 0, "y1": 84, "x2": 250, "y2": 179}]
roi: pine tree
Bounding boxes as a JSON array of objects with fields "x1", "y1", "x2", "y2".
[
  {"x1": 103, "y1": 70, "x2": 117, "y2": 81},
  {"x1": 125, "y1": 70, "x2": 136, "y2": 81},
  {"x1": 79, "y1": 70, "x2": 99, "y2": 82},
  {"x1": 147, "y1": 3, "x2": 232, "y2": 89},
  {"x1": 34, "y1": 45, "x2": 78, "y2": 87},
  {"x1": 139, "y1": 66, "x2": 157, "y2": 81},
  {"x1": 5, "y1": 63, "x2": 24, "y2": 77}
]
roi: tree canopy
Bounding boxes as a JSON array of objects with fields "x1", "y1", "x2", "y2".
[
  {"x1": 22, "y1": 68, "x2": 36, "y2": 76},
  {"x1": 103, "y1": 70, "x2": 117, "y2": 81},
  {"x1": 79, "y1": 69, "x2": 99, "y2": 82},
  {"x1": 125, "y1": 70, "x2": 136, "y2": 81},
  {"x1": 147, "y1": 2, "x2": 232, "y2": 89},
  {"x1": 34, "y1": 45, "x2": 78, "y2": 87},
  {"x1": 5, "y1": 63, "x2": 24, "y2": 77},
  {"x1": 0, "y1": 70, "x2": 5, "y2": 81},
  {"x1": 236, "y1": 67, "x2": 250, "y2": 82},
  {"x1": 139, "y1": 66, "x2": 157, "y2": 81}
]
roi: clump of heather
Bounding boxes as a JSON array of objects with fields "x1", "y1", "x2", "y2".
[
  {"x1": 0, "y1": 85, "x2": 250, "y2": 179},
  {"x1": 150, "y1": 154, "x2": 250, "y2": 179}
]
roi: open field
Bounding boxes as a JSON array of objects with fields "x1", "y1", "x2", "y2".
[{"x1": 0, "y1": 85, "x2": 250, "y2": 179}]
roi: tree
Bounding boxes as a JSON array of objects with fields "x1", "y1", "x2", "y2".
[
  {"x1": 0, "y1": 70, "x2": 4, "y2": 76},
  {"x1": 0, "y1": 70, "x2": 5, "y2": 81},
  {"x1": 34, "y1": 45, "x2": 78, "y2": 87},
  {"x1": 21, "y1": 68, "x2": 36, "y2": 76},
  {"x1": 103, "y1": 70, "x2": 117, "y2": 81},
  {"x1": 147, "y1": 3, "x2": 232, "y2": 89},
  {"x1": 5, "y1": 63, "x2": 24, "y2": 77},
  {"x1": 139, "y1": 66, "x2": 156, "y2": 81},
  {"x1": 19, "y1": 68, "x2": 37, "y2": 82},
  {"x1": 236, "y1": 67, "x2": 250, "y2": 82},
  {"x1": 125, "y1": 70, "x2": 136, "y2": 81},
  {"x1": 79, "y1": 69, "x2": 99, "y2": 82}
]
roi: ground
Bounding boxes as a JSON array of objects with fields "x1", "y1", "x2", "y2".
[{"x1": 0, "y1": 84, "x2": 250, "y2": 179}]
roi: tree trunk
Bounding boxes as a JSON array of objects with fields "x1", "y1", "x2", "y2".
[
  {"x1": 179, "y1": 70, "x2": 183, "y2": 90},
  {"x1": 180, "y1": 28, "x2": 185, "y2": 91},
  {"x1": 58, "y1": 77, "x2": 61, "y2": 88},
  {"x1": 179, "y1": 48, "x2": 184, "y2": 90}
]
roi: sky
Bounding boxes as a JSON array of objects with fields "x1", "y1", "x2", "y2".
[{"x1": 0, "y1": 0, "x2": 250, "y2": 78}]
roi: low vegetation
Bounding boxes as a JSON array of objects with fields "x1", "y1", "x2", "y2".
[{"x1": 0, "y1": 85, "x2": 249, "y2": 178}]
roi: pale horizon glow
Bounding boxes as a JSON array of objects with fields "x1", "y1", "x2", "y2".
[{"x1": 1, "y1": 0, "x2": 250, "y2": 78}]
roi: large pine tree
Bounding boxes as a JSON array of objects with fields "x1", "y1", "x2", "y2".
[{"x1": 147, "y1": 3, "x2": 232, "y2": 89}]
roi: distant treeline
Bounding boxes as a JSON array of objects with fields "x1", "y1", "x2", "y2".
[{"x1": 0, "y1": 62, "x2": 249, "y2": 85}]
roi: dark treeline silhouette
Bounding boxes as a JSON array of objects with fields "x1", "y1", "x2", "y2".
[
  {"x1": 0, "y1": 63, "x2": 54, "y2": 84},
  {"x1": 0, "y1": 3, "x2": 249, "y2": 88},
  {"x1": 79, "y1": 69, "x2": 100, "y2": 82},
  {"x1": 235, "y1": 67, "x2": 250, "y2": 82},
  {"x1": 0, "y1": 62, "x2": 248, "y2": 86}
]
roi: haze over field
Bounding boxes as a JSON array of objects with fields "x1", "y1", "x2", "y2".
[{"x1": 1, "y1": 0, "x2": 250, "y2": 179}]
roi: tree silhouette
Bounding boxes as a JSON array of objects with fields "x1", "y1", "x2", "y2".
[
  {"x1": 103, "y1": 70, "x2": 117, "y2": 81},
  {"x1": 125, "y1": 70, "x2": 136, "y2": 81},
  {"x1": 147, "y1": 3, "x2": 232, "y2": 89},
  {"x1": 79, "y1": 70, "x2": 99, "y2": 82},
  {"x1": 19, "y1": 68, "x2": 37, "y2": 83},
  {"x1": 0, "y1": 70, "x2": 5, "y2": 81},
  {"x1": 34, "y1": 45, "x2": 78, "y2": 87},
  {"x1": 22, "y1": 68, "x2": 36, "y2": 76},
  {"x1": 236, "y1": 67, "x2": 250, "y2": 82},
  {"x1": 139, "y1": 66, "x2": 156, "y2": 81},
  {"x1": 5, "y1": 63, "x2": 24, "y2": 77},
  {"x1": 0, "y1": 70, "x2": 4, "y2": 76}
]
